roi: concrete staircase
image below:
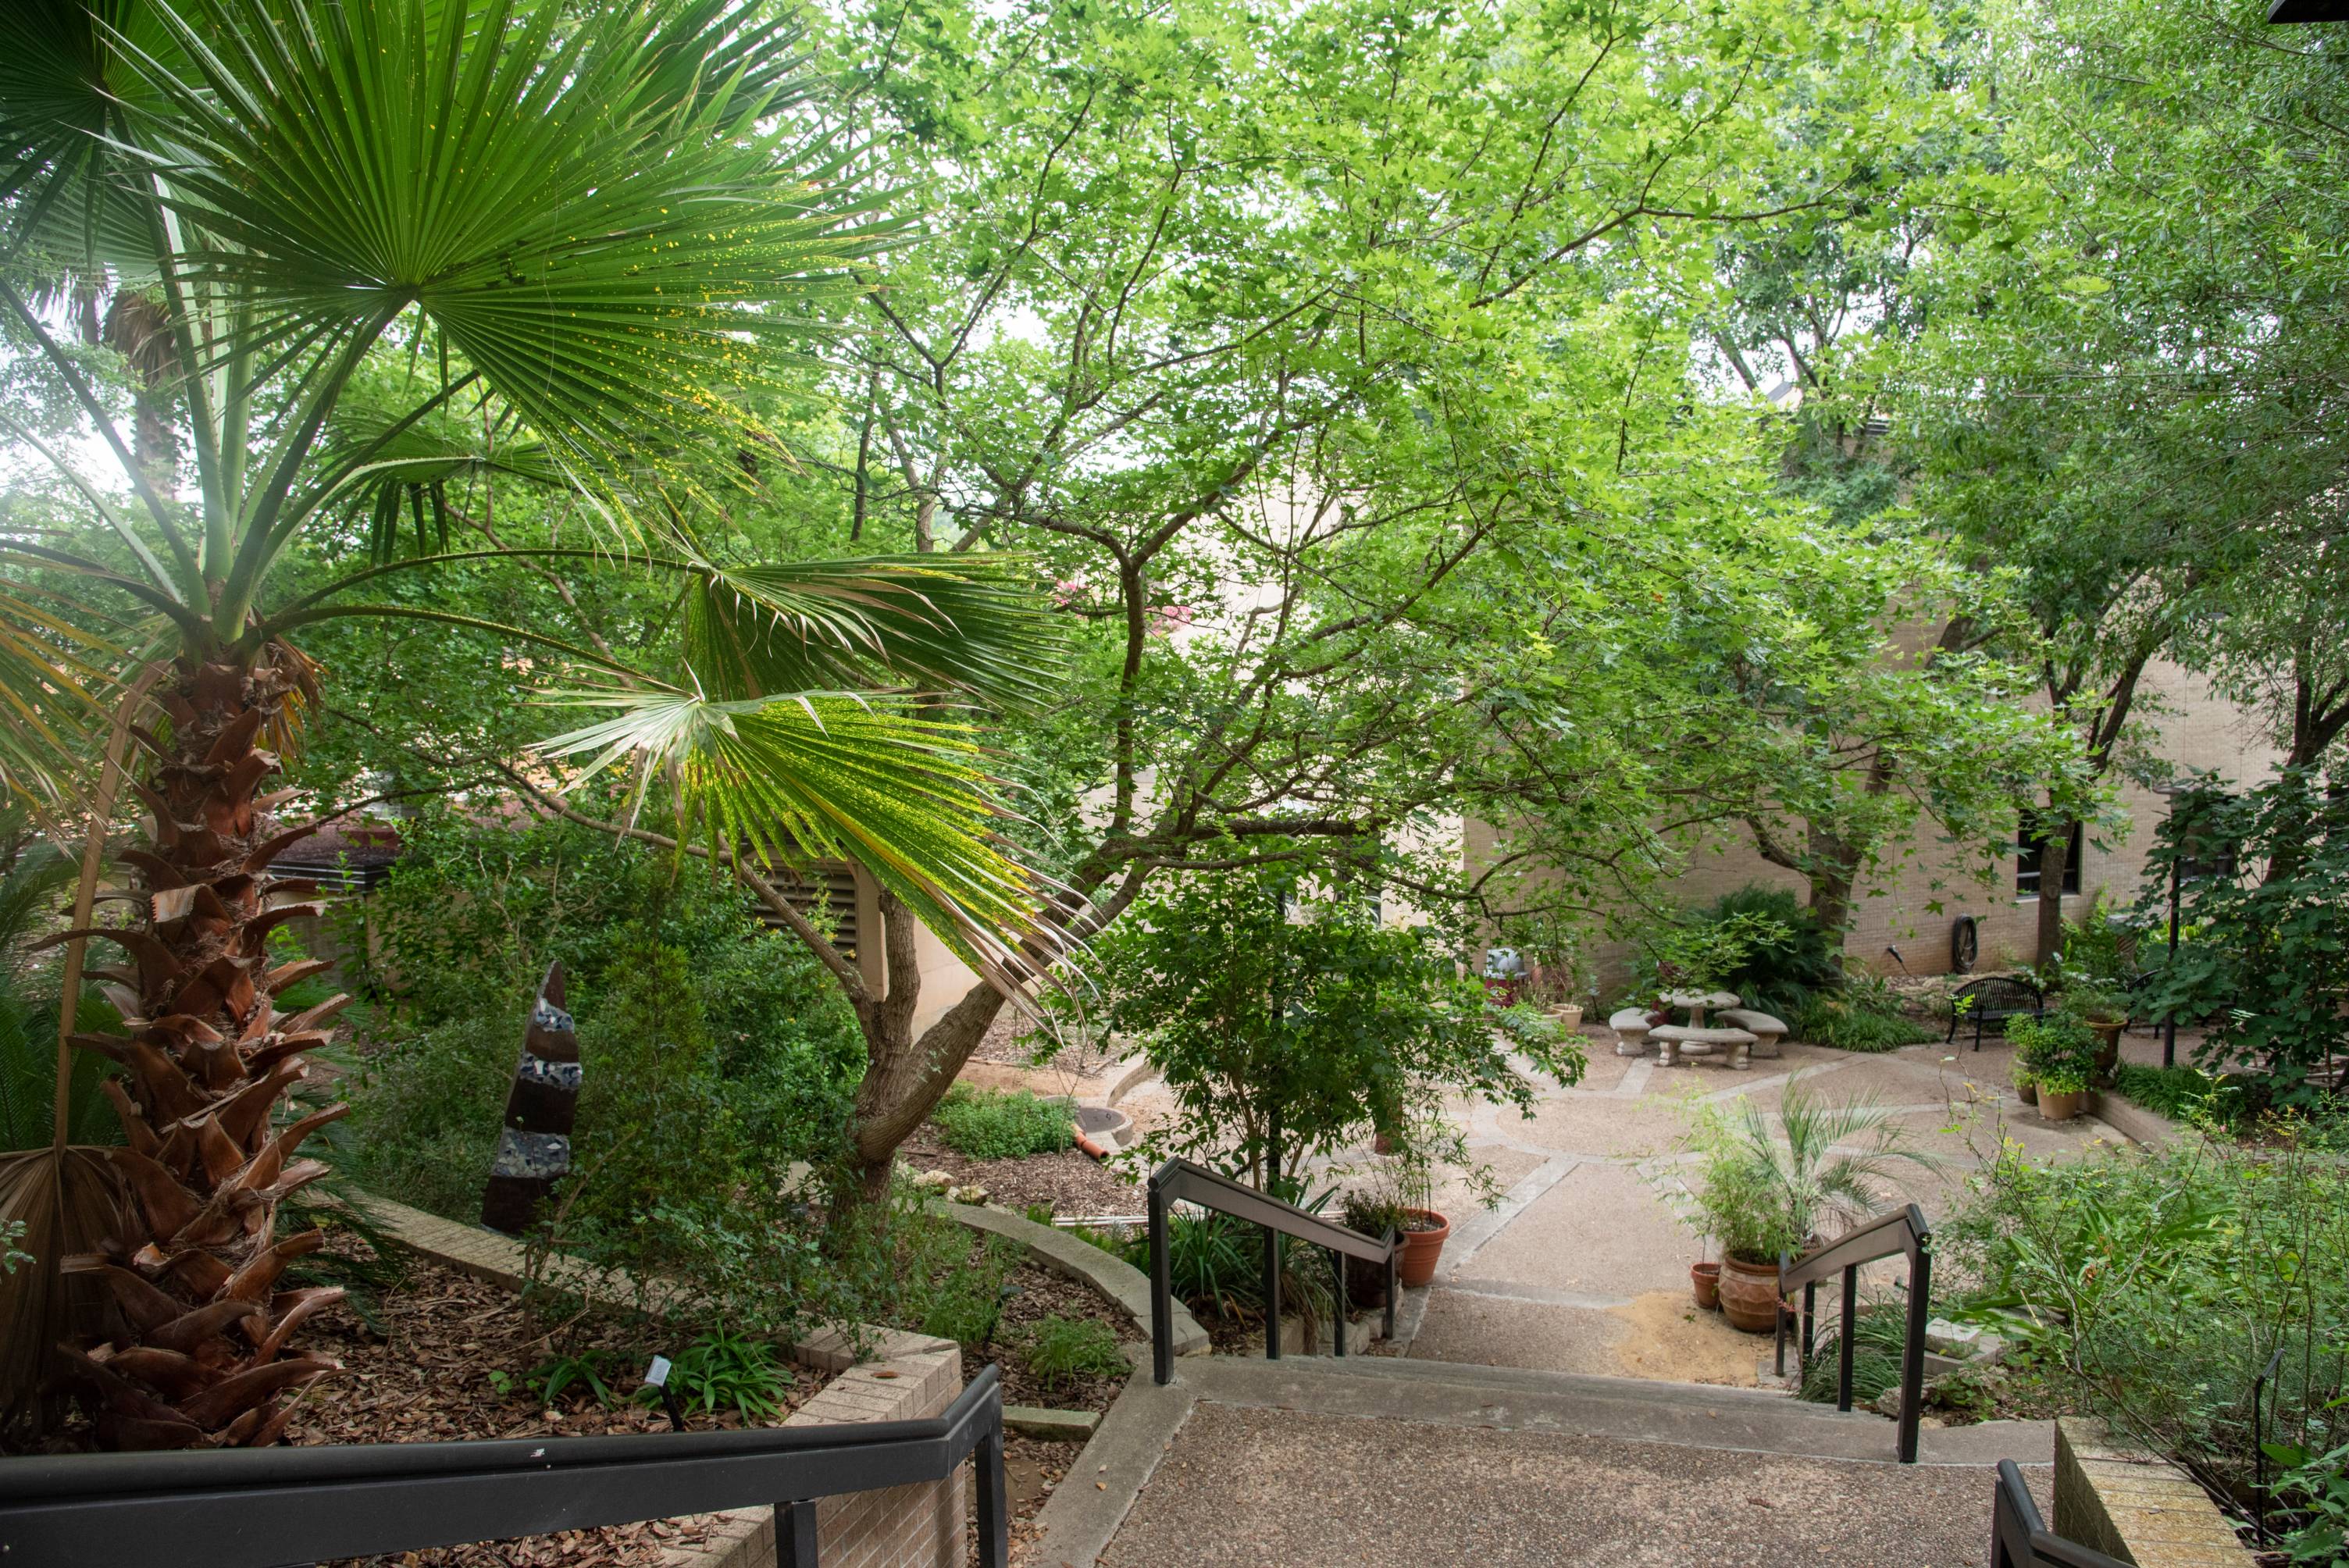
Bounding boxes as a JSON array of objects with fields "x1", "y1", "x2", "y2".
[{"x1": 1032, "y1": 1350, "x2": 2052, "y2": 1567}]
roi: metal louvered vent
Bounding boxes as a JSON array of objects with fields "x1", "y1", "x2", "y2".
[{"x1": 765, "y1": 861, "x2": 859, "y2": 957}]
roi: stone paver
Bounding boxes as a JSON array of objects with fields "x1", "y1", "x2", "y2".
[
  {"x1": 1100, "y1": 1402, "x2": 2044, "y2": 1568},
  {"x1": 1455, "y1": 1161, "x2": 1688, "y2": 1298}
]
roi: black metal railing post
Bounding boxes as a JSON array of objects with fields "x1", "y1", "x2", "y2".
[
  {"x1": 1775, "y1": 1204, "x2": 1936, "y2": 1463},
  {"x1": 780, "y1": 1499, "x2": 818, "y2": 1568},
  {"x1": 1328, "y1": 1245, "x2": 1346, "y2": 1357},
  {"x1": 1263, "y1": 1223, "x2": 1283, "y2": 1360},
  {"x1": 1898, "y1": 1247, "x2": 1933, "y2": 1464},
  {"x1": 1141, "y1": 1159, "x2": 1399, "y2": 1381},
  {"x1": 1838, "y1": 1263, "x2": 1859, "y2": 1413},
  {"x1": 974, "y1": 1389, "x2": 1008, "y2": 1567},
  {"x1": 1382, "y1": 1235, "x2": 1397, "y2": 1340},
  {"x1": 1991, "y1": 1456, "x2": 2133, "y2": 1568},
  {"x1": 1148, "y1": 1168, "x2": 1174, "y2": 1387}
]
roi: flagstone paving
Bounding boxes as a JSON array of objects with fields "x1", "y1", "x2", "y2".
[{"x1": 1360, "y1": 1028, "x2": 2155, "y2": 1381}]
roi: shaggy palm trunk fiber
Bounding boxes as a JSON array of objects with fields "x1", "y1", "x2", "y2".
[{"x1": 45, "y1": 657, "x2": 350, "y2": 1449}]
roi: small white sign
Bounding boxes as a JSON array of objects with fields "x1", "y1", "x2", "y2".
[{"x1": 644, "y1": 1355, "x2": 672, "y2": 1388}]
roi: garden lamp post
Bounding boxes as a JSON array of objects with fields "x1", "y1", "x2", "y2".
[{"x1": 2153, "y1": 782, "x2": 2189, "y2": 1069}]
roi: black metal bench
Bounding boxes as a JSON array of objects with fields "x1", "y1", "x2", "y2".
[{"x1": 1948, "y1": 974, "x2": 2044, "y2": 1049}]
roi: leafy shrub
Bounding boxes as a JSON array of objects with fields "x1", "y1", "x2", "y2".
[
  {"x1": 642, "y1": 1328, "x2": 794, "y2": 1423},
  {"x1": 1795, "y1": 990, "x2": 1935, "y2": 1053},
  {"x1": 1024, "y1": 1315, "x2": 1128, "y2": 1392},
  {"x1": 1695, "y1": 885, "x2": 1841, "y2": 1017},
  {"x1": 2276, "y1": 1441, "x2": 2349, "y2": 1566},
  {"x1": 527, "y1": 941, "x2": 853, "y2": 1339},
  {"x1": 2056, "y1": 889, "x2": 2142, "y2": 988},
  {"x1": 1937, "y1": 1127, "x2": 2349, "y2": 1513},
  {"x1": 1796, "y1": 1304, "x2": 1910, "y2": 1407},
  {"x1": 2009, "y1": 1011, "x2": 2099, "y2": 1095},
  {"x1": 931, "y1": 1085, "x2": 1075, "y2": 1160},
  {"x1": 2142, "y1": 772, "x2": 2349, "y2": 1111},
  {"x1": 891, "y1": 1217, "x2": 1024, "y2": 1347},
  {"x1": 1098, "y1": 854, "x2": 1579, "y2": 1186},
  {"x1": 2110, "y1": 1062, "x2": 2235, "y2": 1124},
  {"x1": 1627, "y1": 906, "x2": 1795, "y2": 1007},
  {"x1": 341, "y1": 1010, "x2": 515, "y2": 1221},
  {"x1": 531, "y1": 1349, "x2": 622, "y2": 1409}
]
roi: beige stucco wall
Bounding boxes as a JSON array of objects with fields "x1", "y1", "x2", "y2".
[{"x1": 1471, "y1": 656, "x2": 2284, "y2": 991}]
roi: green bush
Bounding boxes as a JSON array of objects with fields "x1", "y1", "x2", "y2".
[
  {"x1": 2110, "y1": 1062, "x2": 2233, "y2": 1124},
  {"x1": 930, "y1": 1084, "x2": 1076, "y2": 1160},
  {"x1": 2142, "y1": 772, "x2": 2349, "y2": 1111},
  {"x1": 1696, "y1": 885, "x2": 1842, "y2": 1017},
  {"x1": 341, "y1": 1011, "x2": 515, "y2": 1220},
  {"x1": 1937, "y1": 1127, "x2": 2349, "y2": 1512},
  {"x1": 1794, "y1": 991, "x2": 1935, "y2": 1053},
  {"x1": 889, "y1": 1213, "x2": 1024, "y2": 1346},
  {"x1": 2009, "y1": 1011, "x2": 2100, "y2": 1094},
  {"x1": 1024, "y1": 1315, "x2": 1128, "y2": 1392}
]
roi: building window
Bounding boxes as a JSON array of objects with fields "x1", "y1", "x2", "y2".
[{"x1": 2016, "y1": 816, "x2": 2084, "y2": 899}]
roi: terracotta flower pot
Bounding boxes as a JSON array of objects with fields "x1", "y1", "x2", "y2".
[
  {"x1": 2089, "y1": 1021, "x2": 2124, "y2": 1080},
  {"x1": 1691, "y1": 1261, "x2": 1721, "y2": 1310},
  {"x1": 2037, "y1": 1086, "x2": 2087, "y2": 1123},
  {"x1": 2015, "y1": 1078, "x2": 2037, "y2": 1106},
  {"x1": 1716, "y1": 1254, "x2": 1788, "y2": 1333},
  {"x1": 1550, "y1": 1003, "x2": 1584, "y2": 1032},
  {"x1": 1396, "y1": 1208, "x2": 1450, "y2": 1288}
]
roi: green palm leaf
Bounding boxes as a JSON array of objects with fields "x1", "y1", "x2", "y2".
[
  {"x1": 537, "y1": 689, "x2": 1057, "y2": 979},
  {"x1": 683, "y1": 555, "x2": 1064, "y2": 708},
  {"x1": 0, "y1": 581, "x2": 123, "y2": 811},
  {"x1": 112, "y1": 0, "x2": 899, "y2": 497}
]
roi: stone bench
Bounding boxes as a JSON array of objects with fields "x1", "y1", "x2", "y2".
[
  {"x1": 1609, "y1": 1007, "x2": 1657, "y2": 1058},
  {"x1": 1650, "y1": 1024, "x2": 1759, "y2": 1071},
  {"x1": 1715, "y1": 1007, "x2": 1786, "y2": 1059}
]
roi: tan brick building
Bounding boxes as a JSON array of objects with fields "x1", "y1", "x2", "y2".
[{"x1": 1470, "y1": 654, "x2": 2283, "y2": 989}]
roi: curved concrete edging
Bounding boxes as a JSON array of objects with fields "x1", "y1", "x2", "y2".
[
  {"x1": 1095, "y1": 1049, "x2": 1156, "y2": 1109},
  {"x1": 931, "y1": 1199, "x2": 1210, "y2": 1357}
]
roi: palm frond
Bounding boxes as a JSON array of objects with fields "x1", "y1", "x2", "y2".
[
  {"x1": 115, "y1": 0, "x2": 900, "y2": 504},
  {"x1": 536, "y1": 689, "x2": 1058, "y2": 980},
  {"x1": 682, "y1": 555, "x2": 1065, "y2": 709},
  {"x1": 0, "y1": 579, "x2": 124, "y2": 812}
]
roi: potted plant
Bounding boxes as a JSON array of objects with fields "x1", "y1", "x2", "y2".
[
  {"x1": 2011, "y1": 1012, "x2": 2099, "y2": 1122},
  {"x1": 1663, "y1": 1086, "x2": 1932, "y2": 1334},
  {"x1": 2011, "y1": 1057, "x2": 2038, "y2": 1106},
  {"x1": 2073, "y1": 985, "x2": 2130, "y2": 1079},
  {"x1": 1690, "y1": 1250, "x2": 1723, "y2": 1310}
]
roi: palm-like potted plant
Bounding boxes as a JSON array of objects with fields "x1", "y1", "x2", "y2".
[
  {"x1": 2057, "y1": 981, "x2": 2131, "y2": 1079},
  {"x1": 1670, "y1": 1087, "x2": 1932, "y2": 1332},
  {"x1": 0, "y1": 0, "x2": 1059, "y2": 1450}
]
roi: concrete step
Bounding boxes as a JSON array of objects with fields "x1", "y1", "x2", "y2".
[{"x1": 1173, "y1": 1351, "x2": 2052, "y2": 1467}]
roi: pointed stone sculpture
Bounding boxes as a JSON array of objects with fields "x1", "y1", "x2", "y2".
[{"x1": 481, "y1": 961, "x2": 579, "y2": 1235}]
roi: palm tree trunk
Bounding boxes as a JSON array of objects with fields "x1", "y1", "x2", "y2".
[{"x1": 53, "y1": 653, "x2": 349, "y2": 1449}]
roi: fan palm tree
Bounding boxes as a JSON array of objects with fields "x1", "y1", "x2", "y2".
[{"x1": 0, "y1": 0, "x2": 1060, "y2": 1449}]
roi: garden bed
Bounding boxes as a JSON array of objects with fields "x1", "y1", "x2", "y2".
[
  {"x1": 900, "y1": 1124, "x2": 1142, "y2": 1217},
  {"x1": 285, "y1": 1253, "x2": 820, "y2": 1567}
]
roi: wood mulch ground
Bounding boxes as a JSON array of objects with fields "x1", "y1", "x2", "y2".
[
  {"x1": 968, "y1": 1010, "x2": 1126, "y2": 1077},
  {"x1": 899, "y1": 1124, "x2": 1144, "y2": 1219},
  {"x1": 285, "y1": 1253, "x2": 818, "y2": 1567}
]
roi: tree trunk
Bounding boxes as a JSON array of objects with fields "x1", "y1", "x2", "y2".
[
  {"x1": 53, "y1": 654, "x2": 350, "y2": 1449},
  {"x1": 847, "y1": 898, "x2": 1012, "y2": 1199},
  {"x1": 2033, "y1": 811, "x2": 2072, "y2": 968}
]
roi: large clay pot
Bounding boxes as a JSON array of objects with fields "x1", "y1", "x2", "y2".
[
  {"x1": 1716, "y1": 1254, "x2": 1788, "y2": 1333},
  {"x1": 2089, "y1": 1021, "x2": 2124, "y2": 1081},
  {"x1": 1551, "y1": 1003, "x2": 1584, "y2": 1032},
  {"x1": 2015, "y1": 1078, "x2": 2038, "y2": 1106},
  {"x1": 2038, "y1": 1086, "x2": 2087, "y2": 1123},
  {"x1": 1396, "y1": 1208, "x2": 1450, "y2": 1288},
  {"x1": 1691, "y1": 1261, "x2": 1721, "y2": 1310}
]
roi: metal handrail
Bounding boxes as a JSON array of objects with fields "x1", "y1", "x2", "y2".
[
  {"x1": 1774, "y1": 1203, "x2": 1934, "y2": 1463},
  {"x1": 1146, "y1": 1157, "x2": 1399, "y2": 1385},
  {"x1": 0, "y1": 1363, "x2": 1009, "y2": 1568},
  {"x1": 1991, "y1": 1458, "x2": 2132, "y2": 1567}
]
